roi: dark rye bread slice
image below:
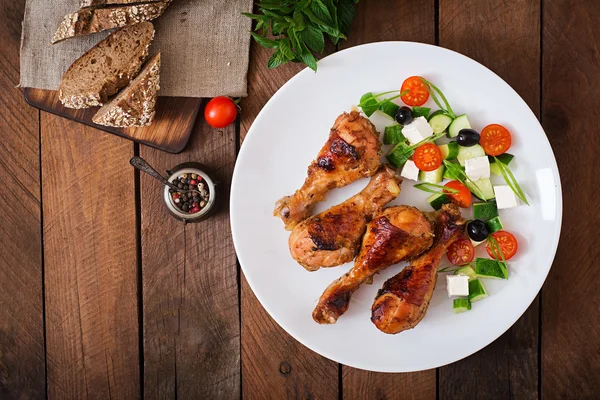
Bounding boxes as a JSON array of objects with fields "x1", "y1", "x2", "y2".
[
  {"x1": 52, "y1": 1, "x2": 169, "y2": 43},
  {"x1": 93, "y1": 53, "x2": 161, "y2": 127},
  {"x1": 58, "y1": 22, "x2": 154, "y2": 109},
  {"x1": 80, "y1": 0, "x2": 163, "y2": 7}
]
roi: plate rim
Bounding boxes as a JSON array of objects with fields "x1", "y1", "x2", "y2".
[{"x1": 231, "y1": 41, "x2": 563, "y2": 372}]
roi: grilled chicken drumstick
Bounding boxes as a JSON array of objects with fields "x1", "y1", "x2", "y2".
[
  {"x1": 371, "y1": 203, "x2": 465, "y2": 334},
  {"x1": 274, "y1": 111, "x2": 381, "y2": 230},
  {"x1": 312, "y1": 205, "x2": 434, "y2": 324},
  {"x1": 289, "y1": 166, "x2": 402, "y2": 271}
]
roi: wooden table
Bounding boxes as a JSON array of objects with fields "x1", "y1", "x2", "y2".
[{"x1": 2, "y1": 0, "x2": 599, "y2": 399}]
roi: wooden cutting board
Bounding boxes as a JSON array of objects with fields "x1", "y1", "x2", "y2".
[{"x1": 24, "y1": 88, "x2": 202, "y2": 154}]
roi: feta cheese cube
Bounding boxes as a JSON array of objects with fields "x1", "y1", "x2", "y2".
[
  {"x1": 400, "y1": 159, "x2": 420, "y2": 181},
  {"x1": 401, "y1": 116, "x2": 434, "y2": 145},
  {"x1": 446, "y1": 275, "x2": 470, "y2": 298},
  {"x1": 494, "y1": 185, "x2": 518, "y2": 209},
  {"x1": 465, "y1": 156, "x2": 490, "y2": 181}
]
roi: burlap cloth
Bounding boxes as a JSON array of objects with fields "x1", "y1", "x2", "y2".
[{"x1": 20, "y1": 0, "x2": 254, "y2": 97}]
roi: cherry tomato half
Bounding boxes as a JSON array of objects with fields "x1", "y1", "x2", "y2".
[
  {"x1": 205, "y1": 96, "x2": 238, "y2": 128},
  {"x1": 401, "y1": 76, "x2": 430, "y2": 106},
  {"x1": 447, "y1": 238, "x2": 475, "y2": 265},
  {"x1": 444, "y1": 180, "x2": 472, "y2": 208},
  {"x1": 413, "y1": 143, "x2": 442, "y2": 171},
  {"x1": 486, "y1": 231, "x2": 518, "y2": 260},
  {"x1": 480, "y1": 124, "x2": 512, "y2": 156}
]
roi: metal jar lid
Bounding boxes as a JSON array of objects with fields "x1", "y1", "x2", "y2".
[{"x1": 163, "y1": 162, "x2": 218, "y2": 223}]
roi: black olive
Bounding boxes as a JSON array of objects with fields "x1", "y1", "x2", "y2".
[
  {"x1": 467, "y1": 219, "x2": 490, "y2": 242},
  {"x1": 456, "y1": 129, "x2": 480, "y2": 147},
  {"x1": 395, "y1": 106, "x2": 413, "y2": 125}
]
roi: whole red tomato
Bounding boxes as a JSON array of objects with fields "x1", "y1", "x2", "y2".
[{"x1": 205, "y1": 96, "x2": 238, "y2": 128}]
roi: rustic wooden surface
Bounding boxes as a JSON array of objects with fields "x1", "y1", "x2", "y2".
[
  {"x1": 24, "y1": 89, "x2": 202, "y2": 154},
  {"x1": 2, "y1": 0, "x2": 600, "y2": 399}
]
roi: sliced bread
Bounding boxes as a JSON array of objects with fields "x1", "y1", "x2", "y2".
[
  {"x1": 59, "y1": 22, "x2": 154, "y2": 109},
  {"x1": 80, "y1": 0, "x2": 163, "y2": 8},
  {"x1": 92, "y1": 53, "x2": 161, "y2": 127},
  {"x1": 52, "y1": 2, "x2": 169, "y2": 43}
]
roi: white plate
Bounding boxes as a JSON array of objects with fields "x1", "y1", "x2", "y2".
[{"x1": 231, "y1": 42, "x2": 562, "y2": 372}]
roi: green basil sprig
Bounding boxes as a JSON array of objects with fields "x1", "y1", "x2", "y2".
[{"x1": 244, "y1": 0, "x2": 360, "y2": 71}]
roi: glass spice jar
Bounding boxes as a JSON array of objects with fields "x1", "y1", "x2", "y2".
[{"x1": 163, "y1": 162, "x2": 218, "y2": 223}]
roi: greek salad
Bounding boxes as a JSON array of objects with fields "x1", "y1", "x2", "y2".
[{"x1": 358, "y1": 76, "x2": 528, "y2": 314}]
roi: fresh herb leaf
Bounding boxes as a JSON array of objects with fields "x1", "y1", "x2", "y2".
[
  {"x1": 415, "y1": 183, "x2": 459, "y2": 195},
  {"x1": 337, "y1": 0, "x2": 356, "y2": 36},
  {"x1": 300, "y1": 24, "x2": 325, "y2": 52},
  {"x1": 311, "y1": 0, "x2": 333, "y2": 24},
  {"x1": 267, "y1": 49, "x2": 286, "y2": 69},
  {"x1": 278, "y1": 39, "x2": 295, "y2": 60},
  {"x1": 420, "y1": 78, "x2": 456, "y2": 119},
  {"x1": 250, "y1": 32, "x2": 279, "y2": 49},
  {"x1": 293, "y1": 10, "x2": 306, "y2": 31},
  {"x1": 298, "y1": 43, "x2": 318, "y2": 71},
  {"x1": 494, "y1": 157, "x2": 529, "y2": 205}
]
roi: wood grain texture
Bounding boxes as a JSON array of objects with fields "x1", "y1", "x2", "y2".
[
  {"x1": 438, "y1": 1, "x2": 541, "y2": 399},
  {"x1": 239, "y1": 37, "x2": 339, "y2": 400},
  {"x1": 339, "y1": 1, "x2": 436, "y2": 398},
  {"x1": 541, "y1": 0, "x2": 600, "y2": 398},
  {"x1": 42, "y1": 114, "x2": 139, "y2": 399},
  {"x1": 0, "y1": 0, "x2": 45, "y2": 398},
  {"x1": 25, "y1": 89, "x2": 201, "y2": 154},
  {"x1": 141, "y1": 114, "x2": 239, "y2": 399}
]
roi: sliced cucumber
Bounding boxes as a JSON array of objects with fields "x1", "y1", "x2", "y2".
[
  {"x1": 457, "y1": 144, "x2": 486, "y2": 166},
  {"x1": 453, "y1": 298, "x2": 471, "y2": 313},
  {"x1": 428, "y1": 111, "x2": 453, "y2": 134},
  {"x1": 379, "y1": 101, "x2": 400, "y2": 119},
  {"x1": 386, "y1": 142, "x2": 413, "y2": 168},
  {"x1": 427, "y1": 193, "x2": 451, "y2": 210},
  {"x1": 439, "y1": 142, "x2": 459, "y2": 160},
  {"x1": 466, "y1": 178, "x2": 495, "y2": 201},
  {"x1": 383, "y1": 124, "x2": 406, "y2": 145},
  {"x1": 475, "y1": 258, "x2": 508, "y2": 280},
  {"x1": 490, "y1": 153, "x2": 515, "y2": 176},
  {"x1": 473, "y1": 201, "x2": 499, "y2": 221},
  {"x1": 486, "y1": 216, "x2": 504, "y2": 233},
  {"x1": 453, "y1": 265, "x2": 477, "y2": 281},
  {"x1": 468, "y1": 279, "x2": 488, "y2": 302},
  {"x1": 442, "y1": 163, "x2": 464, "y2": 180},
  {"x1": 447, "y1": 114, "x2": 471, "y2": 138},
  {"x1": 419, "y1": 165, "x2": 445, "y2": 184},
  {"x1": 412, "y1": 106, "x2": 431, "y2": 119}
]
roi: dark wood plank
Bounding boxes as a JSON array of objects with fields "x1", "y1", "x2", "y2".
[
  {"x1": 0, "y1": 0, "x2": 45, "y2": 398},
  {"x1": 25, "y1": 89, "x2": 201, "y2": 154},
  {"x1": 42, "y1": 114, "x2": 140, "y2": 399},
  {"x1": 141, "y1": 115, "x2": 239, "y2": 399},
  {"x1": 338, "y1": 1, "x2": 436, "y2": 398},
  {"x1": 438, "y1": 1, "x2": 541, "y2": 399},
  {"x1": 239, "y1": 41, "x2": 339, "y2": 400},
  {"x1": 541, "y1": 1, "x2": 600, "y2": 398}
]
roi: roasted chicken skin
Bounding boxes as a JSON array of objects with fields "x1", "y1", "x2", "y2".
[
  {"x1": 312, "y1": 205, "x2": 434, "y2": 324},
  {"x1": 289, "y1": 166, "x2": 402, "y2": 271},
  {"x1": 274, "y1": 111, "x2": 381, "y2": 230},
  {"x1": 371, "y1": 203, "x2": 465, "y2": 334}
]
